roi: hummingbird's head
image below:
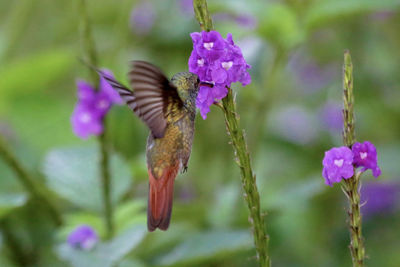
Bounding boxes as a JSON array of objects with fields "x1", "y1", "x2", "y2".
[
  {"x1": 171, "y1": 72, "x2": 214, "y2": 112},
  {"x1": 171, "y1": 72, "x2": 201, "y2": 105}
]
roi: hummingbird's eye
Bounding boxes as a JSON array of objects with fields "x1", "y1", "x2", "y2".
[{"x1": 196, "y1": 77, "x2": 200, "y2": 84}]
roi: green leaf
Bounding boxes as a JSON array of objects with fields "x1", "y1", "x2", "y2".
[
  {"x1": 156, "y1": 230, "x2": 252, "y2": 266},
  {"x1": 114, "y1": 200, "x2": 146, "y2": 233},
  {"x1": 57, "y1": 225, "x2": 146, "y2": 267},
  {"x1": 58, "y1": 200, "x2": 146, "y2": 240},
  {"x1": 207, "y1": 183, "x2": 239, "y2": 228},
  {"x1": 265, "y1": 177, "x2": 324, "y2": 211},
  {"x1": 42, "y1": 146, "x2": 132, "y2": 213},
  {"x1": 0, "y1": 49, "x2": 74, "y2": 112},
  {"x1": 257, "y1": 4, "x2": 304, "y2": 50},
  {"x1": 118, "y1": 259, "x2": 146, "y2": 267},
  {"x1": 0, "y1": 193, "x2": 27, "y2": 219},
  {"x1": 305, "y1": 0, "x2": 400, "y2": 30}
]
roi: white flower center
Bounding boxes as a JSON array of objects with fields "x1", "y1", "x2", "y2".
[
  {"x1": 97, "y1": 99, "x2": 109, "y2": 109},
  {"x1": 79, "y1": 112, "x2": 91, "y2": 123},
  {"x1": 360, "y1": 152, "x2": 367, "y2": 160},
  {"x1": 334, "y1": 159, "x2": 344, "y2": 167},
  {"x1": 203, "y1": 42, "x2": 214, "y2": 50},
  {"x1": 197, "y1": 58, "x2": 205, "y2": 67},
  {"x1": 82, "y1": 238, "x2": 97, "y2": 250},
  {"x1": 221, "y1": 61, "x2": 233, "y2": 70}
]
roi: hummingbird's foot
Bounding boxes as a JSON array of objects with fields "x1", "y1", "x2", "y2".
[{"x1": 182, "y1": 166, "x2": 188, "y2": 173}]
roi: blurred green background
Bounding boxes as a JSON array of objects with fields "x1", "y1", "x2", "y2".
[{"x1": 1, "y1": 0, "x2": 400, "y2": 266}]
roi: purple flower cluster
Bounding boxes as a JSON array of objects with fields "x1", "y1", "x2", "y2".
[
  {"x1": 71, "y1": 70, "x2": 122, "y2": 139},
  {"x1": 67, "y1": 225, "x2": 98, "y2": 250},
  {"x1": 361, "y1": 181, "x2": 400, "y2": 218},
  {"x1": 322, "y1": 141, "x2": 381, "y2": 186},
  {"x1": 189, "y1": 31, "x2": 251, "y2": 119}
]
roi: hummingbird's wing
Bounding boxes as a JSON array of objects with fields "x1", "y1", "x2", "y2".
[{"x1": 100, "y1": 61, "x2": 183, "y2": 138}]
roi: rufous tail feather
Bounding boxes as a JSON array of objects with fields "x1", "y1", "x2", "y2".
[{"x1": 147, "y1": 165, "x2": 179, "y2": 231}]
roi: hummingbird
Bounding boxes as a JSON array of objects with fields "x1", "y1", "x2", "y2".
[{"x1": 100, "y1": 61, "x2": 210, "y2": 231}]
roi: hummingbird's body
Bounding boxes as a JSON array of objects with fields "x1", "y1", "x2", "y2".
[
  {"x1": 101, "y1": 62, "x2": 201, "y2": 231},
  {"x1": 145, "y1": 72, "x2": 198, "y2": 230}
]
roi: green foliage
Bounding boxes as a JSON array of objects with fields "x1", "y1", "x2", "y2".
[
  {"x1": 42, "y1": 146, "x2": 132, "y2": 213},
  {"x1": 305, "y1": 0, "x2": 400, "y2": 29},
  {"x1": 0, "y1": 49, "x2": 74, "y2": 112},
  {"x1": 156, "y1": 230, "x2": 252, "y2": 266},
  {"x1": 257, "y1": 4, "x2": 304, "y2": 50},
  {"x1": 0, "y1": 194, "x2": 27, "y2": 219},
  {"x1": 57, "y1": 225, "x2": 146, "y2": 267}
]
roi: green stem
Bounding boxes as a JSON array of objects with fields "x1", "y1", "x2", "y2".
[
  {"x1": 78, "y1": 0, "x2": 98, "y2": 87},
  {"x1": 0, "y1": 220, "x2": 30, "y2": 266},
  {"x1": 193, "y1": 1, "x2": 270, "y2": 266},
  {"x1": 79, "y1": 0, "x2": 114, "y2": 239},
  {"x1": 340, "y1": 50, "x2": 365, "y2": 267},
  {"x1": 0, "y1": 136, "x2": 62, "y2": 226},
  {"x1": 99, "y1": 128, "x2": 114, "y2": 239}
]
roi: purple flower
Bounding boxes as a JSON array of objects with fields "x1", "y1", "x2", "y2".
[
  {"x1": 71, "y1": 70, "x2": 122, "y2": 139},
  {"x1": 320, "y1": 101, "x2": 343, "y2": 132},
  {"x1": 67, "y1": 225, "x2": 98, "y2": 250},
  {"x1": 235, "y1": 15, "x2": 257, "y2": 29},
  {"x1": 179, "y1": 0, "x2": 193, "y2": 16},
  {"x1": 188, "y1": 50, "x2": 208, "y2": 80},
  {"x1": 322, "y1": 146, "x2": 354, "y2": 186},
  {"x1": 71, "y1": 104, "x2": 104, "y2": 139},
  {"x1": 361, "y1": 182, "x2": 400, "y2": 218},
  {"x1": 352, "y1": 141, "x2": 381, "y2": 178},
  {"x1": 213, "y1": 13, "x2": 257, "y2": 30},
  {"x1": 130, "y1": 1, "x2": 156, "y2": 35},
  {"x1": 370, "y1": 11, "x2": 395, "y2": 21},
  {"x1": 271, "y1": 105, "x2": 318, "y2": 145},
  {"x1": 288, "y1": 51, "x2": 337, "y2": 94},
  {"x1": 189, "y1": 31, "x2": 251, "y2": 119}
]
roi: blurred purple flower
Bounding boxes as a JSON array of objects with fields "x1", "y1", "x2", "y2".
[
  {"x1": 130, "y1": 1, "x2": 156, "y2": 35},
  {"x1": 67, "y1": 225, "x2": 98, "y2": 250},
  {"x1": 322, "y1": 146, "x2": 354, "y2": 186},
  {"x1": 71, "y1": 70, "x2": 122, "y2": 139},
  {"x1": 0, "y1": 121, "x2": 15, "y2": 140},
  {"x1": 179, "y1": 0, "x2": 193, "y2": 15},
  {"x1": 235, "y1": 15, "x2": 257, "y2": 29},
  {"x1": 71, "y1": 104, "x2": 104, "y2": 139},
  {"x1": 361, "y1": 182, "x2": 400, "y2": 217},
  {"x1": 370, "y1": 11, "x2": 395, "y2": 21},
  {"x1": 271, "y1": 106, "x2": 318, "y2": 145},
  {"x1": 213, "y1": 13, "x2": 257, "y2": 30},
  {"x1": 288, "y1": 52, "x2": 336, "y2": 94},
  {"x1": 189, "y1": 31, "x2": 251, "y2": 119},
  {"x1": 320, "y1": 101, "x2": 343, "y2": 132},
  {"x1": 352, "y1": 141, "x2": 381, "y2": 178}
]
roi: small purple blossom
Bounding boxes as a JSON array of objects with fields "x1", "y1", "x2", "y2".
[
  {"x1": 352, "y1": 141, "x2": 381, "y2": 178},
  {"x1": 71, "y1": 70, "x2": 122, "y2": 139},
  {"x1": 189, "y1": 31, "x2": 251, "y2": 119},
  {"x1": 67, "y1": 225, "x2": 98, "y2": 250},
  {"x1": 322, "y1": 146, "x2": 354, "y2": 186},
  {"x1": 71, "y1": 104, "x2": 103, "y2": 139},
  {"x1": 361, "y1": 182, "x2": 400, "y2": 218},
  {"x1": 130, "y1": 1, "x2": 156, "y2": 35}
]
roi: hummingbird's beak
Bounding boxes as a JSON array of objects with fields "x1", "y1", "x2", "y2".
[{"x1": 199, "y1": 81, "x2": 214, "y2": 88}]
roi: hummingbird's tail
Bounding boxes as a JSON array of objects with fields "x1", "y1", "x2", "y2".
[{"x1": 147, "y1": 165, "x2": 178, "y2": 231}]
